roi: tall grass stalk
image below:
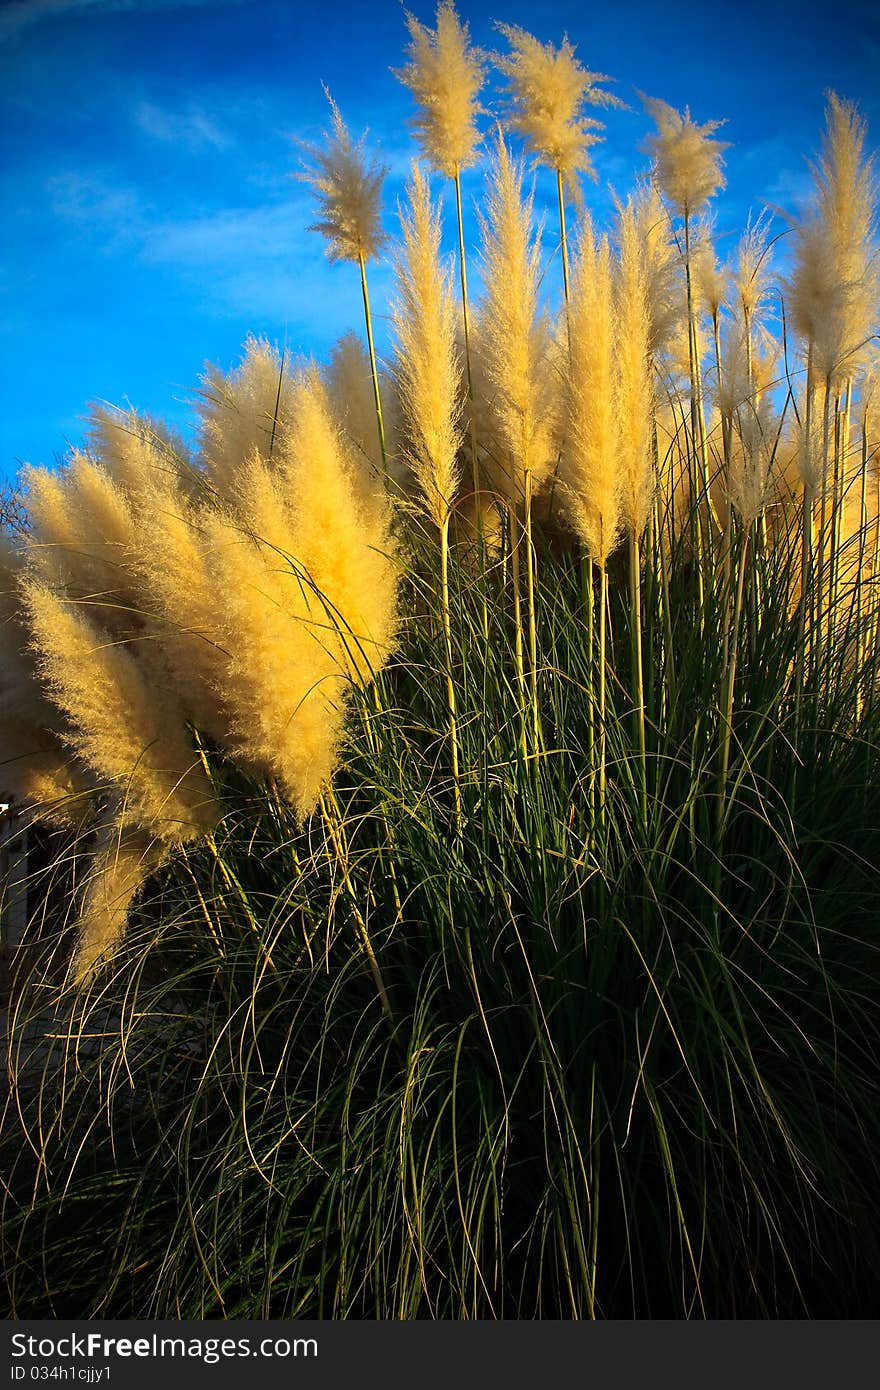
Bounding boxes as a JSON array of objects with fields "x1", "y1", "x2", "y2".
[
  {"x1": 440, "y1": 512, "x2": 463, "y2": 826},
  {"x1": 597, "y1": 563, "x2": 609, "y2": 820},
  {"x1": 557, "y1": 168, "x2": 572, "y2": 342},
  {"x1": 627, "y1": 530, "x2": 648, "y2": 826},
  {"x1": 358, "y1": 251, "x2": 388, "y2": 472},
  {"x1": 453, "y1": 166, "x2": 479, "y2": 495},
  {"x1": 718, "y1": 522, "x2": 750, "y2": 824}
]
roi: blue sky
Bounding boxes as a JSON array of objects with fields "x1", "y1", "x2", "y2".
[{"x1": 2, "y1": 0, "x2": 879, "y2": 479}]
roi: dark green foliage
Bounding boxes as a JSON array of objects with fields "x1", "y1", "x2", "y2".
[{"x1": 3, "y1": 507, "x2": 880, "y2": 1318}]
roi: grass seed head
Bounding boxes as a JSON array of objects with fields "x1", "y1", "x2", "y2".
[
  {"x1": 641, "y1": 93, "x2": 728, "y2": 220},
  {"x1": 494, "y1": 22, "x2": 621, "y2": 198},
  {"x1": 392, "y1": 164, "x2": 464, "y2": 528},
  {"x1": 477, "y1": 134, "x2": 557, "y2": 501},
  {"x1": 559, "y1": 217, "x2": 620, "y2": 565},
  {"x1": 299, "y1": 90, "x2": 388, "y2": 266},
  {"x1": 396, "y1": 1, "x2": 486, "y2": 177}
]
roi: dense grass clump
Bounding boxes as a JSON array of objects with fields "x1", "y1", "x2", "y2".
[
  {"x1": 2, "y1": 2, "x2": 880, "y2": 1321},
  {"x1": 4, "y1": 505, "x2": 880, "y2": 1318}
]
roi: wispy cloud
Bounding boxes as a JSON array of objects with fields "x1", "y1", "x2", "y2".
[
  {"x1": 46, "y1": 170, "x2": 144, "y2": 247},
  {"x1": 0, "y1": 0, "x2": 244, "y2": 40},
  {"x1": 135, "y1": 100, "x2": 230, "y2": 152},
  {"x1": 41, "y1": 162, "x2": 377, "y2": 334}
]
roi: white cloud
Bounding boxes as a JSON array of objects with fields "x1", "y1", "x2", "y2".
[
  {"x1": 0, "y1": 0, "x2": 243, "y2": 40},
  {"x1": 41, "y1": 163, "x2": 374, "y2": 332},
  {"x1": 135, "y1": 100, "x2": 230, "y2": 152},
  {"x1": 45, "y1": 170, "x2": 144, "y2": 246}
]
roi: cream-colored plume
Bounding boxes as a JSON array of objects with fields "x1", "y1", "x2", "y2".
[
  {"x1": 198, "y1": 336, "x2": 294, "y2": 499},
  {"x1": 299, "y1": 91, "x2": 387, "y2": 266},
  {"x1": 616, "y1": 196, "x2": 656, "y2": 538},
  {"x1": 396, "y1": 1, "x2": 486, "y2": 177},
  {"x1": 692, "y1": 220, "x2": 730, "y2": 321},
  {"x1": 325, "y1": 331, "x2": 387, "y2": 480},
  {"x1": 71, "y1": 812, "x2": 165, "y2": 983},
  {"x1": 631, "y1": 183, "x2": 681, "y2": 358},
  {"x1": 204, "y1": 370, "x2": 397, "y2": 816},
  {"x1": 734, "y1": 213, "x2": 773, "y2": 323},
  {"x1": 0, "y1": 535, "x2": 91, "y2": 823},
  {"x1": 494, "y1": 23, "x2": 621, "y2": 195},
  {"x1": 23, "y1": 455, "x2": 139, "y2": 622},
  {"x1": 23, "y1": 582, "x2": 219, "y2": 841},
  {"x1": 558, "y1": 219, "x2": 620, "y2": 565},
  {"x1": 641, "y1": 94, "x2": 728, "y2": 219},
  {"x1": 787, "y1": 93, "x2": 879, "y2": 387},
  {"x1": 477, "y1": 135, "x2": 557, "y2": 501},
  {"x1": 392, "y1": 165, "x2": 464, "y2": 527}
]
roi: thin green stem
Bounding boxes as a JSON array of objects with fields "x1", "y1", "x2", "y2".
[
  {"x1": 628, "y1": 529, "x2": 647, "y2": 828},
  {"x1": 719, "y1": 522, "x2": 750, "y2": 829},
  {"x1": 358, "y1": 251, "x2": 387, "y2": 474},
  {"x1": 523, "y1": 469, "x2": 541, "y2": 757},
  {"x1": 454, "y1": 166, "x2": 480, "y2": 506},
  {"x1": 598, "y1": 564, "x2": 608, "y2": 826},
  {"x1": 440, "y1": 513, "x2": 462, "y2": 830},
  {"x1": 556, "y1": 168, "x2": 572, "y2": 349}
]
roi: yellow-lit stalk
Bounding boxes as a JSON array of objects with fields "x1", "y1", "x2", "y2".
[
  {"x1": 369, "y1": 683, "x2": 402, "y2": 917},
  {"x1": 628, "y1": 530, "x2": 647, "y2": 826},
  {"x1": 556, "y1": 169, "x2": 572, "y2": 350},
  {"x1": 816, "y1": 377, "x2": 834, "y2": 673},
  {"x1": 453, "y1": 164, "x2": 480, "y2": 504},
  {"x1": 598, "y1": 564, "x2": 609, "y2": 823},
  {"x1": 713, "y1": 309, "x2": 734, "y2": 672},
  {"x1": 652, "y1": 428, "x2": 676, "y2": 707},
  {"x1": 830, "y1": 379, "x2": 853, "y2": 645},
  {"x1": 440, "y1": 512, "x2": 462, "y2": 827},
  {"x1": 358, "y1": 251, "x2": 387, "y2": 473},
  {"x1": 523, "y1": 467, "x2": 541, "y2": 754},
  {"x1": 453, "y1": 163, "x2": 488, "y2": 645},
  {"x1": 683, "y1": 212, "x2": 716, "y2": 579},
  {"x1": 581, "y1": 554, "x2": 596, "y2": 821},
  {"x1": 794, "y1": 350, "x2": 816, "y2": 742},
  {"x1": 856, "y1": 415, "x2": 869, "y2": 721},
  {"x1": 508, "y1": 500, "x2": 527, "y2": 758},
  {"x1": 870, "y1": 430, "x2": 880, "y2": 715},
  {"x1": 205, "y1": 832, "x2": 276, "y2": 973},
  {"x1": 719, "y1": 522, "x2": 751, "y2": 823},
  {"x1": 827, "y1": 388, "x2": 842, "y2": 649},
  {"x1": 742, "y1": 301, "x2": 767, "y2": 631}
]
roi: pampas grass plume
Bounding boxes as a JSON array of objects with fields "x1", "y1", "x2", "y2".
[
  {"x1": 616, "y1": 196, "x2": 655, "y2": 538},
  {"x1": 787, "y1": 92, "x2": 879, "y2": 385},
  {"x1": 734, "y1": 213, "x2": 773, "y2": 321},
  {"x1": 198, "y1": 337, "x2": 293, "y2": 498},
  {"x1": 693, "y1": 222, "x2": 730, "y2": 320},
  {"x1": 478, "y1": 135, "x2": 556, "y2": 500},
  {"x1": 23, "y1": 582, "x2": 219, "y2": 840},
  {"x1": 279, "y1": 370, "x2": 398, "y2": 685},
  {"x1": 641, "y1": 93, "x2": 728, "y2": 218},
  {"x1": 299, "y1": 91, "x2": 387, "y2": 266},
  {"x1": 494, "y1": 22, "x2": 621, "y2": 194},
  {"x1": 396, "y1": 1, "x2": 486, "y2": 177},
  {"x1": 204, "y1": 370, "x2": 397, "y2": 816},
  {"x1": 631, "y1": 182, "x2": 680, "y2": 357},
  {"x1": 559, "y1": 218, "x2": 620, "y2": 565},
  {"x1": 325, "y1": 331, "x2": 388, "y2": 480},
  {"x1": 24, "y1": 456, "x2": 138, "y2": 626},
  {"x1": 72, "y1": 815, "x2": 164, "y2": 982},
  {"x1": 392, "y1": 164, "x2": 463, "y2": 528}
]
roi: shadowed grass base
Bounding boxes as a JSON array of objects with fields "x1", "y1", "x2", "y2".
[{"x1": 3, "y1": 512, "x2": 880, "y2": 1317}]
